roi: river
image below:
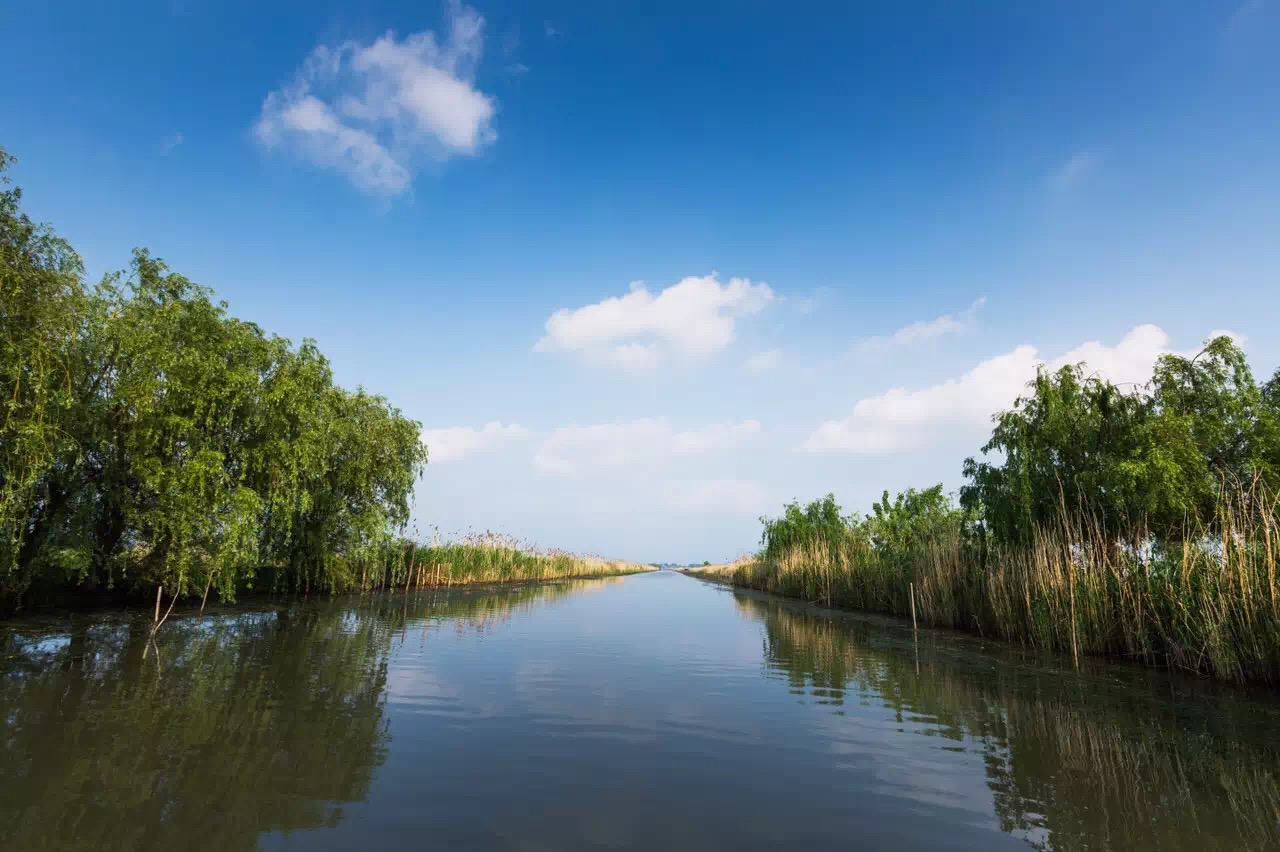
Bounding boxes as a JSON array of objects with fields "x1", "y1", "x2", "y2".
[{"x1": 3, "y1": 570, "x2": 1279, "y2": 850}]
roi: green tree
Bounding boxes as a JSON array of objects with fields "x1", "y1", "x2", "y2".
[
  {"x1": 0, "y1": 149, "x2": 427, "y2": 610},
  {"x1": 961, "y1": 364, "x2": 1149, "y2": 543},
  {"x1": 0, "y1": 149, "x2": 89, "y2": 598}
]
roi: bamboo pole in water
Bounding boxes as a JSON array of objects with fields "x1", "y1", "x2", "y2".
[{"x1": 909, "y1": 582, "x2": 918, "y2": 632}]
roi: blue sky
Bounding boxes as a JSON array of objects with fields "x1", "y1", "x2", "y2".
[{"x1": 3, "y1": 1, "x2": 1279, "y2": 562}]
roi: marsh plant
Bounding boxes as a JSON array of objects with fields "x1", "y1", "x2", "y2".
[
  {"x1": 739, "y1": 338, "x2": 1280, "y2": 683},
  {"x1": 370, "y1": 532, "x2": 648, "y2": 592}
]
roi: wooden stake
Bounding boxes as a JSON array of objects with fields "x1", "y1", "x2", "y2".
[
  {"x1": 909, "y1": 582, "x2": 918, "y2": 633},
  {"x1": 154, "y1": 585, "x2": 163, "y2": 624},
  {"x1": 1069, "y1": 567, "x2": 1079, "y2": 670}
]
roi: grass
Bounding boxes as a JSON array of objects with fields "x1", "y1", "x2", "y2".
[{"x1": 728, "y1": 485, "x2": 1280, "y2": 684}]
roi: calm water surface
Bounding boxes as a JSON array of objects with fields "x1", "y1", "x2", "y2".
[{"x1": 4, "y1": 570, "x2": 1280, "y2": 850}]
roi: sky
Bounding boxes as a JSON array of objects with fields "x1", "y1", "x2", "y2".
[{"x1": 3, "y1": 0, "x2": 1279, "y2": 563}]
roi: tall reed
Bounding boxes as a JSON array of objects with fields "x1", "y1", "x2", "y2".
[
  {"x1": 734, "y1": 484, "x2": 1280, "y2": 683},
  {"x1": 360, "y1": 532, "x2": 650, "y2": 593}
]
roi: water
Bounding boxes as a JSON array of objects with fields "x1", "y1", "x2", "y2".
[{"x1": 3, "y1": 571, "x2": 1279, "y2": 851}]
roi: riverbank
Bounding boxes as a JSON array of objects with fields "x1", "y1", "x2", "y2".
[
  {"x1": 724, "y1": 333, "x2": 1280, "y2": 686},
  {"x1": 3, "y1": 538, "x2": 651, "y2": 617},
  {"x1": 699, "y1": 510, "x2": 1280, "y2": 686},
  {"x1": 379, "y1": 539, "x2": 654, "y2": 591},
  {"x1": 676, "y1": 560, "x2": 746, "y2": 580}
]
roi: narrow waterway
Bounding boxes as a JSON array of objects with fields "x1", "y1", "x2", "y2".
[{"x1": 3, "y1": 570, "x2": 1279, "y2": 850}]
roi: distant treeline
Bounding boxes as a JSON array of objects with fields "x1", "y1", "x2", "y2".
[
  {"x1": 739, "y1": 335, "x2": 1280, "y2": 682},
  {"x1": 1, "y1": 149, "x2": 426, "y2": 610}
]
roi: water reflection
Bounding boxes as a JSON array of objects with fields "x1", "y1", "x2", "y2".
[
  {"x1": 5, "y1": 575, "x2": 1280, "y2": 851},
  {"x1": 737, "y1": 592, "x2": 1280, "y2": 851},
  {"x1": 0, "y1": 579, "x2": 617, "y2": 851}
]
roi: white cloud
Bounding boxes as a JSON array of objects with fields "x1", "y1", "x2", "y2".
[
  {"x1": 535, "y1": 418, "x2": 762, "y2": 476},
  {"x1": 747, "y1": 349, "x2": 781, "y2": 372},
  {"x1": 422, "y1": 421, "x2": 529, "y2": 463},
  {"x1": 860, "y1": 297, "x2": 985, "y2": 350},
  {"x1": 1207, "y1": 328, "x2": 1248, "y2": 348},
  {"x1": 665, "y1": 479, "x2": 770, "y2": 515},
  {"x1": 802, "y1": 324, "x2": 1183, "y2": 455},
  {"x1": 1048, "y1": 151, "x2": 1100, "y2": 191},
  {"x1": 535, "y1": 274, "x2": 775, "y2": 372},
  {"x1": 254, "y1": 2, "x2": 496, "y2": 195}
]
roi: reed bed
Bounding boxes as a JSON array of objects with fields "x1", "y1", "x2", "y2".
[
  {"x1": 359, "y1": 532, "x2": 651, "y2": 593},
  {"x1": 732, "y1": 485, "x2": 1280, "y2": 684}
]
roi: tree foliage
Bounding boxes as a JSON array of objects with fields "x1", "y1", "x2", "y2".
[
  {"x1": 746, "y1": 331, "x2": 1280, "y2": 681},
  {"x1": 962, "y1": 336, "x2": 1280, "y2": 542},
  {"x1": 0, "y1": 151, "x2": 426, "y2": 608}
]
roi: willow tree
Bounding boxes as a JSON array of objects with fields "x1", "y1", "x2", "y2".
[
  {"x1": 0, "y1": 149, "x2": 89, "y2": 599},
  {"x1": 1141, "y1": 336, "x2": 1280, "y2": 532},
  {"x1": 961, "y1": 335, "x2": 1280, "y2": 546},
  {"x1": 961, "y1": 363, "x2": 1150, "y2": 545},
  {"x1": 1, "y1": 147, "x2": 427, "y2": 610}
]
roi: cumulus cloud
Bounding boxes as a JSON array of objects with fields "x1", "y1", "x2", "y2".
[
  {"x1": 803, "y1": 324, "x2": 1193, "y2": 455},
  {"x1": 535, "y1": 274, "x2": 775, "y2": 373},
  {"x1": 1048, "y1": 151, "x2": 1100, "y2": 191},
  {"x1": 859, "y1": 297, "x2": 985, "y2": 351},
  {"x1": 746, "y1": 349, "x2": 782, "y2": 372},
  {"x1": 1208, "y1": 328, "x2": 1248, "y2": 347},
  {"x1": 665, "y1": 479, "x2": 771, "y2": 515},
  {"x1": 422, "y1": 421, "x2": 529, "y2": 463},
  {"x1": 254, "y1": 2, "x2": 496, "y2": 195},
  {"x1": 534, "y1": 418, "x2": 762, "y2": 476}
]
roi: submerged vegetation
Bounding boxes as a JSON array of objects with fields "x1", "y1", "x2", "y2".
[{"x1": 736, "y1": 337, "x2": 1280, "y2": 683}]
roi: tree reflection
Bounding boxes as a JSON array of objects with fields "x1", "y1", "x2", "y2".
[
  {"x1": 736, "y1": 593, "x2": 1280, "y2": 851},
  {"x1": 0, "y1": 580, "x2": 615, "y2": 851}
]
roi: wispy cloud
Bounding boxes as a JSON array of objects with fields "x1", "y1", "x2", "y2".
[
  {"x1": 535, "y1": 274, "x2": 775, "y2": 373},
  {"x1": 544, "y1": 21, "x2": 561, "y2": 38},
  {"x1": 1048, "y1": 151, "x2": 1100, "y2": 192},
  {"x1": 421, "y1": 421, "x2": 529, "y2": 463},
  {"x1": 254, "y1": 2, "x2": 496, "y2": 195},
  {"x1": 1227, "y1": 0, "x2": 1265, "y2": 33},
  {"x1": 665, "y1": 479, "x2": 770, "y2": 515},
  {"x1": 746, "y1": 350, "x2": 782, "y2": 372},
  {"x1": 859, "y1": 297, "x2": 985, "y2": 351},
  {"x1": 534, "y1": 418, "x2": 762, "y2": 476},
  {"x1": 158, "y1": 131, "x2": 184, "y2": 155}
]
